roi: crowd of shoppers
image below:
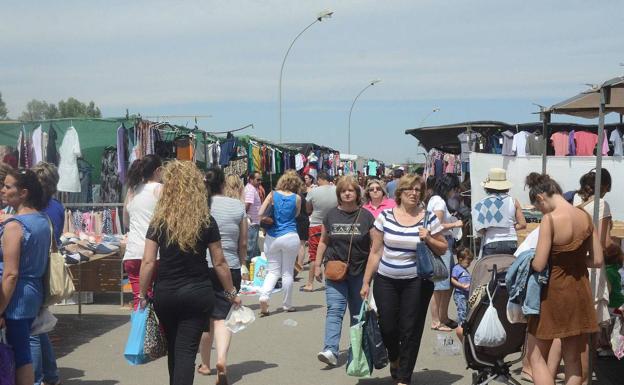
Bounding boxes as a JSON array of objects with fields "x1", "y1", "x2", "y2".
[{"x1": 3, "y1": 157, "x2": 622, "y2": 385}]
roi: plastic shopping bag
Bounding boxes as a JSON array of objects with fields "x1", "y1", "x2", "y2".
[
  {"x1": 225, "y1": 306, "x2": 256, "y2": 333},
  {"x1": 474, "y1": 285, "x2": 507, "y2": 347},
  {"x1": 31, "y1": 307, "x2": 58, "y2": 335},
  {"x1": 124, "y1": 307, "x2": 150, "y2": 365},
  {"x1": 346, "y1": 302, "x2": 371, "y2": 377},
  {"x1": 611, "y1": 317, "x2": 624, "y2": 360},
  {"x1": 0, "y1": 328, "x2": 16, "y2": 385},
  {"x1": 363, "y1": 305, "x2": 388, "y2": 370}
]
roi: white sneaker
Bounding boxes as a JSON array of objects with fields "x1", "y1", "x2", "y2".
[{"x1": 317, "y1": 350, "x2": 337, "y2": 366}]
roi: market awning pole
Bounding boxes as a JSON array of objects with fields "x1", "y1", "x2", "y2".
[
  {"x1": 587, "y1": 86, "x2": 608, "y2": 385},
  {"x1": 541, "y1": 111, "x2": 550, "y2": 174}
]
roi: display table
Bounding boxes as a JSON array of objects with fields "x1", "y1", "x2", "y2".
[{"x1": 66, "y1": 244, "x2": 125, "y2": 316}]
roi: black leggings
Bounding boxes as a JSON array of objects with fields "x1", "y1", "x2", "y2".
[
  {"x1": 153, "y1": 282, "x2": 214, "y2": 385},
  {"x1": 373, "y1": 274, "x2": 434, "y2": 384}
]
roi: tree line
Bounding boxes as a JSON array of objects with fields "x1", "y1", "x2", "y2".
[{"x1": 0, "y1": 91, "x2": 102, "y2": 121}]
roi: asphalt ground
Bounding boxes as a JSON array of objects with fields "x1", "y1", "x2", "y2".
[{"x1": 48, "y1": 277, "x2": 620, "y2": 385}]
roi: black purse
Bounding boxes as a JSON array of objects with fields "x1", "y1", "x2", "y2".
[{"x1": 260, "y1": 202, "x2": 274, "y2": 230}]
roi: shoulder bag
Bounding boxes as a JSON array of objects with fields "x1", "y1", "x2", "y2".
[
  {"x1": 415, "y1": 210, "x2": 448, "y2": 282},
  {"x1": 44, "y1": 219, "x2": 76, "y2": 306},
  {"x1": 325, "y1": 209, "x2": 362, "y2": 282}
]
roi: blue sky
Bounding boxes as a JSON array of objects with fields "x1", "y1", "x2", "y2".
[{"x1": 1, "y1": 0, "x2": 623, "y2": 163}]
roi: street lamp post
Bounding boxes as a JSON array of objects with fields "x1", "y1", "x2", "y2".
[
  {"x1": 278, "y1": 10, "x2": 333, "y2": 144},
  {"x1": 417, "y1": 107, "x2": 440, "y2": 128},
  {"x1": 347, "y1": 79, "x2": 381, "y2": 154}
]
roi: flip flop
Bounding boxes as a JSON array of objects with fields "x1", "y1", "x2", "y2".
[
  {"x1": 259, "y1": 311, "x2": 270, "y2": 317},
  {"x1": 284, "y1": 307, "x2": 297, "y2": 312},
  {"x1": 299, "y1": 286, "x2": 314, "y2": 292},
  {"x1": 432, "y1": 325, "x2": 453, "y2": 332}
]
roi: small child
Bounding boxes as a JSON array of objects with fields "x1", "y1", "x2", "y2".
[{"x1": 451, "y1": 248, "x2": 474, "y2": 324}]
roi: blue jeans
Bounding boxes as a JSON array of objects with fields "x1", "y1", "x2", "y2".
[
  {"x1": 30, "y1": 333, "x2": 60, "y2": 385},
  {"x1": 453, "y1": 291, "x2": 468, "y2": 324},
  {"x1": 323, "y1": 273, "x2": 364, "y2": 357},
  {"x1": 247, "y1": 224, "x2": 260, "y2": 263}
]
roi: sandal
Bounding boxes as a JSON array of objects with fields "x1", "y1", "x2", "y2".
[
  {"x1": 216, "y1": 363, "x2": 228, "y2": 385},
  {"x1": 432, "y1": 325, "x2": 453, "y2": 332},
  {"x1": 283, "y1": 307, "x2": 297, "y2": 312},
  {"x1": 197, "y1": 364, "x2": 212, "y2": 376},
  {"x1": 299, "y1": 286, "x2": 314, "y2": 292}
]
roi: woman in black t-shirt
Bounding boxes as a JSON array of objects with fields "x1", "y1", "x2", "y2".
[
  {"x1": 139, "y1": 161, "x2": 241, "y2": 385},
  {"x1": 313, "y1": 176, "x2": 375, "y2": 367}
]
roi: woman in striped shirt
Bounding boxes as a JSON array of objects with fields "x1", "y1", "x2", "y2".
[{"x1": 361, "y1": 174, "x2": 448, "y2": 385}]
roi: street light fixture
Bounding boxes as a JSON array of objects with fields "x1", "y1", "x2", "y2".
[
  {"x1": 417, "y1": 107, "x2": 440, "y2": 128},
  {"x1": 278, "y1": 10, "x2": 334, "y2": 143},
  {"x1": 347, "y1": 79, "x2": 381, "y2": 154}
]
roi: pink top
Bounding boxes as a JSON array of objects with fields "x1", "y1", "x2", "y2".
[
  {"x1": 244, "y1": 183, "x2": 262, "y2": 224},
  {"x1": 574, "y1": 131, "x2": 598, "y2": 156},
  {"x1": 550, "y1": 132, "x2": 569, "y2": 156},
  {"x1": 363, "y1": 198, "x2": 397, "y2": 218}
]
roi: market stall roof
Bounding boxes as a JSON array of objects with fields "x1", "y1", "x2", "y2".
[
  {"x1": 546, "y1": 76, "x2": 624, "y2": 118},
  {"x1": 404, "y1": 120, "x2": 623, "y2": 154},
  {"x1": 282, "y1": 142, "x2": 337, "y2": 154}
]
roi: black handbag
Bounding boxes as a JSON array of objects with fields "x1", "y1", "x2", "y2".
[
  {"x1": 260, "y1": 202, "x2": 274, "y2": 230},
  {"x1": 415, "y1": 211, "x2": 448, "y2": 282}
]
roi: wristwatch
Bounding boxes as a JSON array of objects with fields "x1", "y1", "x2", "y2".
[{"x1": 224, "y1": 288, "x2": 238, "y2": 301}]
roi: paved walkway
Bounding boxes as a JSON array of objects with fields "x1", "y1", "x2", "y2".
[{"x1": 49, "y1": 282, "x2": 619, "y2": 384}]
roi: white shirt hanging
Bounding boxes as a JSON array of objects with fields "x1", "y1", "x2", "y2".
[
  {"x1": 31, "y1": 125, "x2": 44, "y2": 165},
  {"x1": 57, "y1": 126, "x2": 82, "y2": 192}
]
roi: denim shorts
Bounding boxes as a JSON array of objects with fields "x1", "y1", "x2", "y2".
[{"x1": 434, "y1": 236, "x2": 455, "y2": 291}]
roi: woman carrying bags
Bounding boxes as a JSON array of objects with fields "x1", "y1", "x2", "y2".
[
  {"x1": 314, "y1": 176, "x2": 375, "y2": 367},
  {"x1": 138, "y1": 161, "x2": 241, "y2": 385},
  {"x1": 361, "y1": 174, "x2": 447, "y2": 385}
]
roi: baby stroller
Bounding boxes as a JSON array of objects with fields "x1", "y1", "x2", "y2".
[{"x1": 462, "y1": 254, "x2": 527, "y2": 385}]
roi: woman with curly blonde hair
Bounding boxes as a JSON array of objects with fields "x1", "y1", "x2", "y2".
[
  {"x1": 139, "y1": 161, "x2": 241, "y2": 385},
  {"x1": 257, "y1": 170, "x2": 303, "y2": 315},
  {"x1": 223, "y1": 174, "x2": 244, "y2": 201}
]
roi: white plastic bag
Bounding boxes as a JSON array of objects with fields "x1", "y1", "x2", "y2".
[
  {"x1": 474, "y1": 285, "x2": 507, "y2": 347},
  {"x1": 611, "y1": 316, "x2": 624, "y2": 360},
  {"x1": 225, "y1": 306, "x2": 255, "y2": 333},
  {"x1": 30, "y1": 307, "x2": 58, "y2": 335}
]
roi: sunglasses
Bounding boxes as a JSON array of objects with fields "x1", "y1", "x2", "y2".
[{"x1": 368, "y1": 187, "x2": 382, "y2": 192}]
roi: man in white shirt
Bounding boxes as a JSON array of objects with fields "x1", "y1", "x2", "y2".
[
  {"x1": 302, "y1": 172, "x2": 337, "y2": 291},
  {"x1": 244, "y1": 171, "x2": 262, "y2": 264}
]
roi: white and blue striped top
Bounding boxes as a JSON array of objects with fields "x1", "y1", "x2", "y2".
[{"x1": 375, "y1": 209, "x2": 443, "y2": 280}]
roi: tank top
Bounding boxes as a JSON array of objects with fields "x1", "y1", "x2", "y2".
[
  {"x1": 124, "y1": 182, "x2": 161, "y2": 261},
  {"x1": 267, "y1": 191, "x2": 298, "y2": 238},
  {"x1": 0, "y1": 212, "x2": 50, "y2": 319}
]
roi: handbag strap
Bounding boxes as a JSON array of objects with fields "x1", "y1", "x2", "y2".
[
  {"x1": 345, "y1": 208, "x2": 362, "y2": 265},
  {"x1": 46, "y1": 216, "x2": 57, "y2": 253}
]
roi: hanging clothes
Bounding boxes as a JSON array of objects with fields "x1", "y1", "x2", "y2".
[
  {"x1": 550, "y1": 131, "x2": 570, "y2": 156},
  {"x1": 219, "y1": 137, "x2": 238, "y2": 167},
  {"x1": 175, "y1": 135, "x2": 194, "y2": 161},
  {"x1": 31, "y1": 125, "x2": 44, "y2": 165},
  {"x1": 100, "y1": 147, "x2": 121, "y2": 203},
  {"x1": 46, "y1": 125, "x2": 59, "y2": 165},
  {"x1": 57, "y1": 126, "x2": 82, "y2": 193},
  {"x1": 117, "y1": 125, "x2": 128, "y2": 184}
]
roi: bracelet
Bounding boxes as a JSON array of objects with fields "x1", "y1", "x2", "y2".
[{"x1": 224, "y1": 288, "x2": 238, "y2": 301}]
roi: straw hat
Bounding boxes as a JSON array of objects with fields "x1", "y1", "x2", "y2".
[{"x1": 481, "y1": 168, "x2": 512, "y2": 190}]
